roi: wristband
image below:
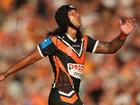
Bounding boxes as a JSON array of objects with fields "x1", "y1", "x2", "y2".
[{"x1": 118, "y1": 32, "x2": 128, "y2": 41}]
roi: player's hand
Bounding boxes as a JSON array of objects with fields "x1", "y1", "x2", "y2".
[
  {"x1": 0, "y1": 72, "x2": 6, "y2": 81},
  {"x1": 120, "y1": 17, "x2": 136, "y2": 35}
]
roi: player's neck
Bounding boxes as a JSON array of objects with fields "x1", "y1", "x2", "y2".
[{"x1": 67, "y1": 27, "x2": 77, "y2": 40}]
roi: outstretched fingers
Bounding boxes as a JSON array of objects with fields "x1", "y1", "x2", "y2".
[{"x1": 127, "y1": 17, "x2": 136, "y2": 27}]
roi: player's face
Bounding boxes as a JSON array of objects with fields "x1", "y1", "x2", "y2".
[{"x1": 68, "y1": 9, "x2": 81, "y2": 28}]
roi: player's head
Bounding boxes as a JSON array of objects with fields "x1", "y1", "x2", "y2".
[{"x1": 55, "y1": 5, "x2": 81, "y2": 30}]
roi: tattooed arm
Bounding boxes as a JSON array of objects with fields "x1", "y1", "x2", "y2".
[
  {"x1": 95, "y1": 36, "x2": 124, "y2": 54},
  {"x1": 95, "y1": 17, "x2": 136, "y2": 54}
]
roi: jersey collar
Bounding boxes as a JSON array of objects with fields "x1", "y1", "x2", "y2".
[{"x1": 65, "y1": 33, "x2": 77, "y2": 42}]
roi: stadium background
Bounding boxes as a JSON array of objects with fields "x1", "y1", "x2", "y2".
[{"x1": 0, "y1": 0, "x2": 140, "y2": 105}]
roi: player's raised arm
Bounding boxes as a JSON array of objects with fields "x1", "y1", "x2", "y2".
[
  {"x1": 95, "y1": 17, "x2": 136, "y2": 54},
  {"x1": 0, "y1": 48, "x2": 43, "y2": 81}
]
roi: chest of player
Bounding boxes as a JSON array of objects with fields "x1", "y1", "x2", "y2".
[
  {"x1": 57, "y1": 42, "x2": 86, "y2": 64},
  {"x1": 51, "y1": 36, "x2": 88, "y2": 63}
]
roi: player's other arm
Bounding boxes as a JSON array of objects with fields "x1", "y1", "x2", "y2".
[
  {"x1": 0, "y1": 48, "x2": 42, "y2": 80},
  {"x1": 95, "y1": 17, "x2": 136, "y2": 54}
]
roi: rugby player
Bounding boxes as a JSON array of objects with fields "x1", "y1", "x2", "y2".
[{"x1": 0, "y1": 5, "x2": 136, "y2": 105}]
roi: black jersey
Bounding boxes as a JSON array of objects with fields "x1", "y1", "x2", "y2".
[{"x1": 37, "y1": 34, "x2": 99, "y2": 105}]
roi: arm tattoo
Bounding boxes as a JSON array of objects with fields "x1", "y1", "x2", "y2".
[{"x1": 95, "y1": 37, "x2": 125, "y2": 54}]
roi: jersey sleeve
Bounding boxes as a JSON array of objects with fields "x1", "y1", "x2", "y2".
[
  {"x1": 86, "y1": 36, "x2": 99, "y2": 53},
  {"x1": 37, "y1": 37, "x2": 56, "y2": 57}
]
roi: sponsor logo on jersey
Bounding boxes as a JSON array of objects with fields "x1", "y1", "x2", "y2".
[
  {"x1": 66, "y1": 47, "x2": 73, "y2": 55},
  {"x1": 72, "y1": 44, "x2": 80, "y2": 47},
  {"x1": 67, "y1": 63, "x2": 84, "y2": 79}
]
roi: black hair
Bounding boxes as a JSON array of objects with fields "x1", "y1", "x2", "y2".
[{"x1": 47, "y1": 5, "x2": 82, "y2": 38}]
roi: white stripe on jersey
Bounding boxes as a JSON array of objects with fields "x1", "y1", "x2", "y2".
[
  {"x1": 92, "y1": 40, "x2": 99, "y2": 53},
  {"x1": 37, "y1": 45, "x2": 45, "y2": 58},
  {"x1": 59, "y1": 90, "x2": 75, "y2": 97}
]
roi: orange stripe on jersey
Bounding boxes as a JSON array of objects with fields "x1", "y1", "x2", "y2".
[
  {"x1": 55, "y1": 56, "x2": 73, "y2": 85},
  {"x1": 60, "y1": 93, "x2": 78, "y2": 104},
  {"x1": 53, "y1": 56, "x2": 60, "y2": 83},
  {"x1": 51, "y1": 36, "x2": 86, "y2": 64},
  {"x1": 83, "y1": 35, "x2": 88, "y2": 50}
]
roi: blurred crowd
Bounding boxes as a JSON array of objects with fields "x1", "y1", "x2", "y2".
[{"x1": 0, "y1": 0, "x2": 139, "y2": 105}]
